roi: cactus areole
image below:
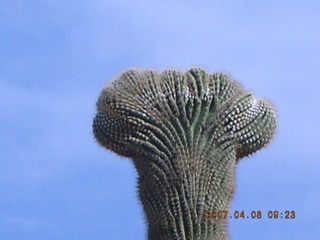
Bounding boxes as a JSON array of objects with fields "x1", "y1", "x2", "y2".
[{"x1": 93, "y1": 68, "x2": 276, "y2": 240}]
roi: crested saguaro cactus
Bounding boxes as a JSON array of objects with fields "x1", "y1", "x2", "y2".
[{"x1": 93, "y1": 68, "x2": 276, "y2": 240}]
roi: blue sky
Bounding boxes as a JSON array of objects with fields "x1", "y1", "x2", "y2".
[{"x1": 1, "y1": 0, "x2": 319, "y2": 239}]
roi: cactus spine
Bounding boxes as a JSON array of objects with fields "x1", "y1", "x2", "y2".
[{"x1": 93, "y1": 68, "x2": 276, "y2": 240}]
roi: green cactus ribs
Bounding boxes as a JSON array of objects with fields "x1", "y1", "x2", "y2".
[{"x1": 93, "y1": 68, "x2": 276, "y2": 240}]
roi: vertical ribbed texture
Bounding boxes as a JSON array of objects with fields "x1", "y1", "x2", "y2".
[{"x1": 93, "y1": 68, "x2": 276, "y2": 240}]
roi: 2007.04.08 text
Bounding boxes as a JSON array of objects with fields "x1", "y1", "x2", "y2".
[{"x1": 204, "y1": 210, "x2": 296, "y2": 219}]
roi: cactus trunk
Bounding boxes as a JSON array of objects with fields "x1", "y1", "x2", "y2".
[{"x1": 135, "y1": 152, "x2": 234, "y2": 240}]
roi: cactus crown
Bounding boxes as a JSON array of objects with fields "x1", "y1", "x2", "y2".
[
  {"x1": 94, "y1": 68, "x2": 275, "y2": 160},
  {"x1": 93, "y1": 68, "x2": 276, "y2": 240}
]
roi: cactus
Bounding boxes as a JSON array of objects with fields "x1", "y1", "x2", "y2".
[{"x1": 92, "y1": 68, "x2": 276, "y2": 240}]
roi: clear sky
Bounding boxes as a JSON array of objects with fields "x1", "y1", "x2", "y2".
[{"x1": 1, "y1": 0, "x2": 319, "y2": 239}]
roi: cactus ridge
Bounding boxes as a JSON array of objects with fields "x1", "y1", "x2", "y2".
[{"x1": 93, "y1": 68, "x2": 276, "y2": 240}]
